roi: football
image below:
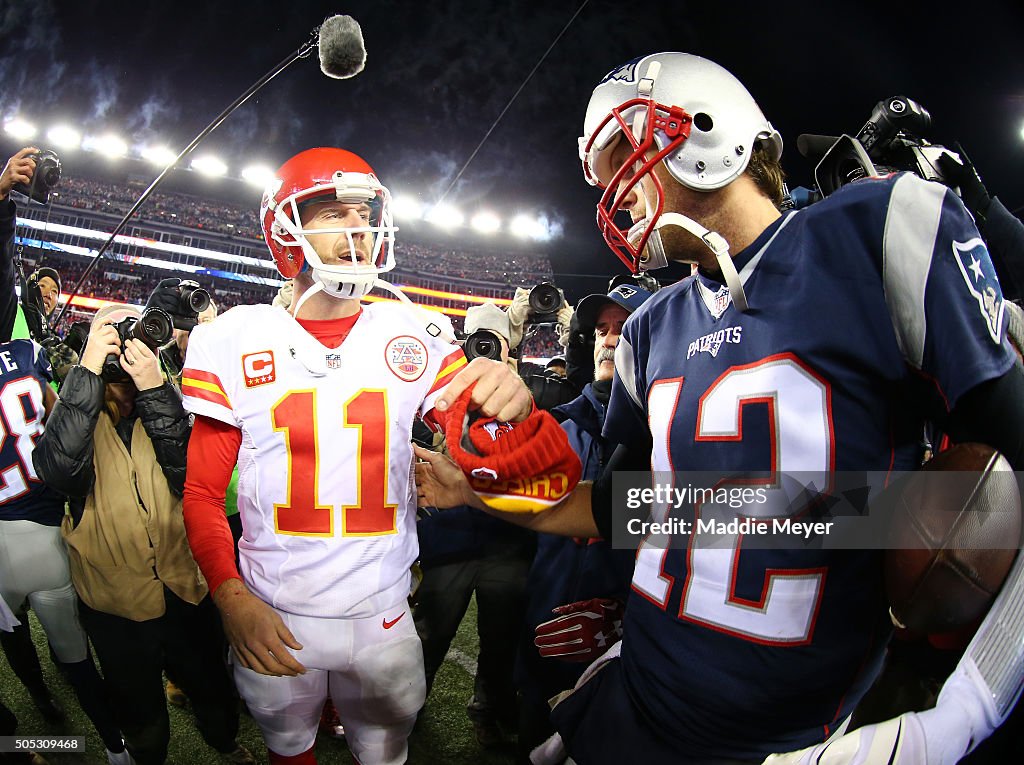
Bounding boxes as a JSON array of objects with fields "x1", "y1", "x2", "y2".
[{"x1": 884, "y1": 443, "x2": 1022, "y2": 634}]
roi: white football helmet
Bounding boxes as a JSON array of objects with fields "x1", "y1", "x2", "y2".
[{"x1": 578, "y1": 52, "x2": 782, "y2": 275}]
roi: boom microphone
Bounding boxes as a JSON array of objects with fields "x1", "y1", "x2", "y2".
[
  {"x1": 55, "y1": 12, "x2": 367, "y2": 327},
  {"x1": 318, "y1": 15, "x2": 366, "y2": 79}
]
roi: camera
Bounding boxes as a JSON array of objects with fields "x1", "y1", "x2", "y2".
[
  {"x1": 463, "y1": 329, "x2": 504, "y2": 362},
  {"x1": 102, "y1": 307, "x2": 174, "y2": 382},
  {"x1": 178, "y1": 280, "x2": 211, "y2": 315},
  {"x1": 63, "y1": 321, "x2": 91, "y2": 356},
  {"x1": 527, "y1": 282, "x2": 565, "y2": 324},
  {"x1": 807, "y1": 96, "x2": 959, "y2": 199},
  {"x1": 174, "y1": 280, "x2": 211, "y2": 328},
  {"x1": 146, "y1": 278, "x2": 211, "y2": 330},
  {"x1": 13, "y1": 150, "x2": 62, "y2": 205}
]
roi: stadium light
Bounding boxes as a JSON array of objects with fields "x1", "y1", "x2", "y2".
[
  {"x1": 140, "y1": 145, "x2": 177, "y2": 167},
  {"x1": 3, "y1": 118, "x2": 37, "y2": 140},
  {"x1": 191, "y1": 155, "x2": 228, "y2": 177},
  {"x1": 85, "y1": 133, "x2": 128, "y2": 158},
  {"x1": 425, "y1": 203, "x2": 464, "y2": 230},
  {"x1": 470, "y1": 211, "x2": 501, "y2": 234},
  {"x1": 241, "y1": 164, "x2": 274, "y2": 187},
  {"x1": 46, "y1": 125, "x2": 81, "y2": 150},
  {"x1": 510, "y1": 213, "x2": 546, "y2": 240},
  {"x1": 391, "y1": 195, "x2": 424, "y2": 221}
]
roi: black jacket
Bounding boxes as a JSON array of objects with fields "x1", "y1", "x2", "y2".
[
  {"x1": 1, "y1": 198, "x2": 18, "y2": 343},
  {"x1": 33, "y1": 365, "x2": 192, "y2": 523}
]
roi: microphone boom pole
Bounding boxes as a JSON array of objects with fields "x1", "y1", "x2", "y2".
[{"x1": 54, "y1": 34, "x2": 319, "y2": 327}]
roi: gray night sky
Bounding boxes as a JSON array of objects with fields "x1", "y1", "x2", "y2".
[{"x1": 1, "y1": 0, "x2": 1022, "y2": 292}]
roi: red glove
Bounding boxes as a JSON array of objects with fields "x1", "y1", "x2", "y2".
[{"x1": 534, "y1": 598, "x2": 624, "y2": 663}]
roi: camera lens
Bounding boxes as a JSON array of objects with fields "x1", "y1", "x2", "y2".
[
  {"x1": 529, "y1": 283, "x2": 561, "y2": 314},
  {"x1": 131, "y1": 307, "x2": 173, "y2": 348},
  {"x1": 186, "y1": 287, "x2": 211, "y2": 314},
  {"x1": 39, "y1": 159, "x2": 61, "y2": 188},
  {"x1": 465, "y1": 330, "x2": 503, "y2": 362}
]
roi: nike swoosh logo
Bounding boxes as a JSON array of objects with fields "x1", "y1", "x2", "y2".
[{"x1": 382, "y1": 612, "x2": 406, "y2": 630}]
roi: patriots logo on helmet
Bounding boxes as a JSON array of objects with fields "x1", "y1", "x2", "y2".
[
  {"x1": 953, "y1": 238, "x2": 1004, "y2": 344},
  {"x1": 598, "y1": 56, "x2": 641, "y2": 85}
]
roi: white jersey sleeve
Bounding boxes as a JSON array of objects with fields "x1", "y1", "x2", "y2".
[
  {"x1": 420, "y1": 345, "x2": 467, "y2": 428},
  {"x1": 181, "y1": 317, "x2": 240, "y2": 428}
]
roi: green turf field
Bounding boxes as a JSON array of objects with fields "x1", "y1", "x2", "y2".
[{"x1": 0, "y1": 597, "x2": 518, "y2": 764}]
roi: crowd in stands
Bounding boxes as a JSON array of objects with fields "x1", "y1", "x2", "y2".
[
  {"x1": 54, "y1": 177, "x2": 261, "y2": 240},
  {"x1": 18, "y1": 252, "x2": 276, "y2": 334},
  {"x1": 19, "y1": 174, "x2": 569, "y2": 359},
  {"x1": 51, "y1": 176, "x2": 555, "y2": 286},
  {"x1": 397, "y1": 242, "x2": 553, "y2": 287},
  {"x1": 518, "y1": 326, "x2": 563, "y2": 360},
  {"x1": 23, "y1": 249, "x2": 571, "y2": 360}
]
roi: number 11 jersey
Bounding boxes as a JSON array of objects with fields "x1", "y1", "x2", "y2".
[{"x1": 182, "y1": 302, "x2": 465, "y2": 619}]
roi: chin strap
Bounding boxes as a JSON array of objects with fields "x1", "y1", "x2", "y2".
[
  {"x1": 290, "y1": 279, "x2": 324, "y2": 320},
  {"x1": 290, "y1": 274, "x2": 457, "y2": 346},
  {"x1": 373, "y1": 278, "x2": 458, "y2": 344},
  {"x1": 631, "y1": 212, "x2": 748, "y2": 311}
]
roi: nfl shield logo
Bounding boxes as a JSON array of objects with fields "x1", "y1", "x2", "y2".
[
  {"x1": 713, "y1": 287, "x2": 731, "y2": 316},
  {"x1": 326, "y1": 353, "x2": 342, "y2": 369}
]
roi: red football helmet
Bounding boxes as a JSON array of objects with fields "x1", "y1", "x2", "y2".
[{"x1": 260, "y1": 147, "x2": 396, "y2": 298}]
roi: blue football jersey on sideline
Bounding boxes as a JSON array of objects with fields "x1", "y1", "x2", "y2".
[
  {"x1": 603, "y1": 173, "x2": 1016, "y2": 758},
  {"x1": 0, "y1": 338, "x2": 64, "y2": 526}
]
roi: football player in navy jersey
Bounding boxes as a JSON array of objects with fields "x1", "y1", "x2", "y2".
[
  {"x1": 0, "y1": 337, "x2": 131, "y2": 764},
  {"x1": 418, "y1": 52, "x2": 1024, "y2": 764}
]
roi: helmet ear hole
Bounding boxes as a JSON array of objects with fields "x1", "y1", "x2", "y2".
[{"x1": 693, "y1": 113, "x2": 714, "y2": 132}]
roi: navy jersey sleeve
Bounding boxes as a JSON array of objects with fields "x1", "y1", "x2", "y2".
[{"x1": 881, "y1": 173, "x2": 1016, "y2": 409}]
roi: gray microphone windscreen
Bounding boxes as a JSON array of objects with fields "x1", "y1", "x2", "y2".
[{"x1": 318, "y1": 15, "x2": 366, "y2": 79}]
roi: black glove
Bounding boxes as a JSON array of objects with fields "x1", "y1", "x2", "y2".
[
  {"x1": 937, "y1": 144, "x2": 992, "y2": 225},
  {"x1": 564, "y1": 310, "x2": 595, "y2": 393},
  {"x1": 145, "y1": 277, "x2": 183, "y2": 316}
]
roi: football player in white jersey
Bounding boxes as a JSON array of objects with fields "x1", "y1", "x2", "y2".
[{"x1": 178, "y1": 147, "x2": 525, "y2": 765}]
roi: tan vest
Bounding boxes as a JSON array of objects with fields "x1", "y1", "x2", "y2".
[{"x1": 62, "y1": 413, "x2": 207, "y2": 621}]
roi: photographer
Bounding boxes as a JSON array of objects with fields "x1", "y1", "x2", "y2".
[
  {"x1": 413, "y1": 301, "x2": 536, "y2": 748},
  {"x1": 0, "y1": 332, "x2": 131, "y2": 764},
  {"x1": 1, "y1": 147, "x2": 40, "y2": 341},
  {"x1": 1, "y1": 147, "x2": 79, "y2": 382},
  {"x1": 0, "y1": 146, "x2": 79, "y2": 723},
  {"x1": 32, "y1": 304, "x2": 252, "y2": 765},
  {"x1": 506, "y1": 285, "x2": 579, "y2": 411}
]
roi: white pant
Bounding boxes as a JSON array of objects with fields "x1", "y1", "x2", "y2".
[
  {"x1": 233, "y1": 603, "x2": 425, "y2": 765},
  {"x1": 0, "y1": 519, "x2": 88, "y2": 663}
]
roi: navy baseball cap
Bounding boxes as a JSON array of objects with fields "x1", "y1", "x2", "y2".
[
  {"x1": 32, "y1": 266, "x2": 62, "y2": 294},
  {"x1": 575, "y1": 283, "x2": 654, "y2": 330}
]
